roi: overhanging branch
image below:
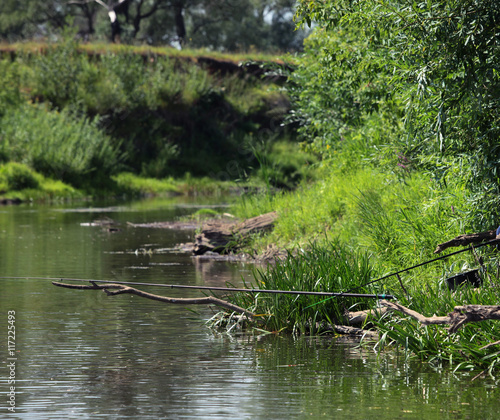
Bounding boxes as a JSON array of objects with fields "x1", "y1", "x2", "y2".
[
  {"x1": 52, "y1": 281, "x2": 256, "y2": 318},
  {"x1": 380, "y1": 300, "x2": 500, "y2": 333}
]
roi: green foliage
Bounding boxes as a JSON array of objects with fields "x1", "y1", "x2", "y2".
[
  {"x1": 293, "y1": 0, "x2": 500, "y2": 229},
  {"x1": 287, "y1": 25, "x2": 400, "y2": 157},
  {"x1": 10, "y1": 41, "x2": 292, "y2": 182},
  {"x1": 0, "y1": 0, "x2": 69, "y2": 40},
  {"x1": 22, "y1": 42, "x2": 214, "y2": 113},
  {"x1": 0, "y1": 104, "x2": 121, "y2": 189},
  {"x1": 0, "y1": 162, "x2": 39, "y2": 190},
  {"x1": 0, "y1": 59, "x2": 22, "y2": 116},
  {"x1": 0, "y1": 0, "x2": 304, "y2": 53},
  {"x1": 21, "y1": 24, "x2": 83, "y2": 106}
]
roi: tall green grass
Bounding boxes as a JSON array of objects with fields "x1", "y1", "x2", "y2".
[
  {"x1": 229, "y1": 241, "x2": 383, "y2": 334},
  {"x1": 0, "y1": 103, "x2": 120, "y2": 189}
]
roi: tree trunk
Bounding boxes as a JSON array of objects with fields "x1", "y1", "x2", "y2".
[{"x1": 174, "y1": 2, "x2": 186, "y2": 44}]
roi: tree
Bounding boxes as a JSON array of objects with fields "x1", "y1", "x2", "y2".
[
  {"x1": 0, "y1": 0, "x2": 304, "y2": 52},
  {"x1": 293, "y1": 0, "x2": 500, "y2": 227},
  {"x1": 130, "y1": 0, "x2": 306, "y2": 51},
  {"x1": 0, "y1": 0, "x2": 69, "y2": 40}
]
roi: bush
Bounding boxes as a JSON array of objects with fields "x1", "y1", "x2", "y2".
[
  {"x1": 0, "y1": 162, "x2": 39, "y2": 190},
  {"x1": 0, "y1": 104, "x2": 121, "y2": 188}
]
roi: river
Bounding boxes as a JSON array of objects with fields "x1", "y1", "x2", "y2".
[{"x1": 1, "y1": 197, "x2": 499, "y2": 419}]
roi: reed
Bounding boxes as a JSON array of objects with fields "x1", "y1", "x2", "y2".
[
  {"x1": 0, "y1": 103, "x2": 120, "y2": 189},
  {"x1": 375, "y1": 256, "x2": 500, "y2": 371},
  {"x1": 229, "y1": 241, "x2": 384, "y2": 334}
]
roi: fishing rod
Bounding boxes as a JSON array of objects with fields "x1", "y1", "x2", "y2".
[
  {"x1": 0, "y1": 276, "x2": 395, "y2": 300},
  {"x1": 4, "y1": 238, "x2": 496, "y2": 300},
  {"x1": 346, "y1": 237, "x2": 500, "y2": 293}
]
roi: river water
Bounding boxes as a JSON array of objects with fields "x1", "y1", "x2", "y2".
[{"x1": 1, "y1": 197, "x2": 499, "y2": 419}]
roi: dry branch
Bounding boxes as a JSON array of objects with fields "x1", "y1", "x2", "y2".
[
  {"x1": 52, "y1": 281, "x2": 256, "y2": 318},
  {"x1": 434, "y1": 230, "x2": 496, "y2": 253},
  {"x1": 447, "y1": 305, "x2": 500, "y2": 333},
  {"x1": 380, "y1": 300, "x2": 500, "y2": 333},
  {"x1": 347, "y1": 307, "x2": 389, "y2": 326}
]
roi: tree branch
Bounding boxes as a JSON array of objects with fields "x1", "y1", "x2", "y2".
[
  {"x1": 434, "y1": 230, "x2": 496, "y2": 253},
  {"x1": 381, "y1": 300, "x2": 449, "y2": 325},
  {"x1": 52, "y1": 281, "x2": 256, "y2": 318},
  {"x1": 380, "y1": 300, "x2": 500, "y2": 333}
]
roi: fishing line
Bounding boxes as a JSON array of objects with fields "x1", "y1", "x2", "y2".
[
  {"x1": 0, "y1": 276, "x2": 395, "y2": 299},
  {"x1": 2, "y1": 239, "x2": 496, "y2": 301},
  {"x1": 345, "y1": 238, "x2": 500, "y2": 294}
]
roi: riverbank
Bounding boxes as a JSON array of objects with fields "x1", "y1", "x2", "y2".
[
  {"x1": 0, "y1": 39, "x2": 310, "y2": 195},
  {"x1": 0, "y1": 164, "x2": 257, "y2": 203}
]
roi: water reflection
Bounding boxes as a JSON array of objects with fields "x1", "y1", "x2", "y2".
[{"x1": 1, "y1": 199, "x2": 499, "y2": 419}]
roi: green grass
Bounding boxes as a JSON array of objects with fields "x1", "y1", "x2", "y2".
[
  {"x1": 0, "y1": 103, "x2": 120, "y2": 189},
  {"x1": 0, "y1": 162, "x2": 80, "y2": 200},
  {"x1": 227, "y1": 241, "x2": 384, "y2": 335},
  {"x1": 112, "y1": 172, "x2": 248, "y2": 197},
  {"x1": 234, "y1": 163, "x2": 467, "y2": 260},
  {"x1": 112, "y1": 172, "x2": 180, "y2": 196}
]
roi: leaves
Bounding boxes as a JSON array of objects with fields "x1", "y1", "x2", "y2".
[{"x1": 290, "y1": 0, "x2": 500, "y2": 228}]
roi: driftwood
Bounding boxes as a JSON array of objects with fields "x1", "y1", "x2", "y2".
[
  {"x1": 52, "y1": 281, "x2": 256, "y2": 319},
  {"x1": 347, "y1": 307, "x2": 389, "y2": 326},
  {"x1": 193, "y1": 211, "x2": 278, "y2": 255},
  {"x1": 381, "y1": 300, "x2": 500, "y2": 333},
  {"x1": 434, "y1": 230, "x2": 496, "y2": 253}
]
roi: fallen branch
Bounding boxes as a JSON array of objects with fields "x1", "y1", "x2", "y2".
[
  {"x1": 434, "y1": 230, "x2": 496, "y2": 253},
  {"x1": 347, "y1": 307, "x2": 389, "y2": 326},
  {"x1": 479, "y1": 339, "x2": 500, "y2": 351},
  {"x1": 52, "y1": 281, "x2": 256, "y2": 318},
  {"x1": 380, "y1": 300, "x2": 500, "y2": 333},
  {"x1": 448, "y1": 305, "x2": 500, "y2": 333},
  {"x1": 381, "y1": 300, "x2": 449, "y2": 325}
]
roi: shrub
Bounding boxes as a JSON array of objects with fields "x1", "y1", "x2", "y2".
[
  {"x1": 0, "y1": 104, "x2": 121, "y2": 188},
  {"x1": 0, "y1": 162, "x2": 39, "y2": 190}
]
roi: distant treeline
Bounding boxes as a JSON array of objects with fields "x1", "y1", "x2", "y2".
[{"x1": 0, "y1": 0, "x2": 307, "y2": 52}]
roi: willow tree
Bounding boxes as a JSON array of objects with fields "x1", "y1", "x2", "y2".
[{"x1": 292, "y1": 0, "x2": 500, "y2": 228}]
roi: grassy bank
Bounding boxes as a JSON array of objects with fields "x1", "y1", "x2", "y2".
[
  {"x1": 0, "y1": 37, "x2": 304, "y2": 200},
  {"x1": 222, "y1": 164, "x2": 500, "y2": 374},
  {"x1": 215, "y1": 1, "x2": 500, "y2": 375}
]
